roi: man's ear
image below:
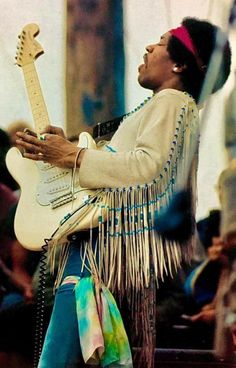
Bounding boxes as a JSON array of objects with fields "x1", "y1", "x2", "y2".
[{"x1": 172, "y1": 63, "x2": 187, "y2": 73}]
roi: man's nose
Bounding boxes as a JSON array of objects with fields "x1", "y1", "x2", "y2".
[{"x1": 146, "y1": 44, "x2": 154, "y2": 53}]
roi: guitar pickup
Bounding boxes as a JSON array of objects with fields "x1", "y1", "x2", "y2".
[
  {"x1": 47, "y1": 184, "x2": 71, "y2": 195},
  {"x1": 36, "y1": 161, "x2": 55, "y2": 171},
  {"x1": 44, "y1": 171, "x2": 69, "y2": 183},
  {"x1": 50, "y1": 192, "x2": 76, "y2": 209}
]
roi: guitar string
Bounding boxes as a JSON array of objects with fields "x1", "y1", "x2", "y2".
[{"x1": 25, "y1": 63, "x2": 70, "y2": 205}]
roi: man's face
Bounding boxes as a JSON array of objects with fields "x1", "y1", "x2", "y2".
[{"x1": 138, "y1": 32, "x2": 174, "y2": 92}]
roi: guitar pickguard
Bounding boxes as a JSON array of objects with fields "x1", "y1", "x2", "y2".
[
  {"x1": 36, "y1": 161, "x2": 88, "y2": 209},
  {"x1": 36, "y1": 162, "x2": 71, "y2": 205}
]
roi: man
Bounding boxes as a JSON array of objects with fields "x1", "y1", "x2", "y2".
[{"x1": 16, "y1": 17, "x2": 231, "y2": 368}]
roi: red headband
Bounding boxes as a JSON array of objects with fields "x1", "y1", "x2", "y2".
[{"x1": 170, "y1": 25, "x2": 204, "y2": 70}]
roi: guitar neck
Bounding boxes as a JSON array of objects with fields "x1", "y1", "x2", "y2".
[{"x1": 22, "y1": 63, "x2": 50, "y2": 134}]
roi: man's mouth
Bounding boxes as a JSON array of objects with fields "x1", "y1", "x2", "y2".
[
  {"x1": 138, "y1": 54, "x2": 148, "y2": 72},
  {"x1": 143, "y1": 54, "x2": 148, "y2": 65}
]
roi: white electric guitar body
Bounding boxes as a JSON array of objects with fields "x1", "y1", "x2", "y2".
[{"x1": 6, "y1": 24, "x2": 98, "y2": 251}]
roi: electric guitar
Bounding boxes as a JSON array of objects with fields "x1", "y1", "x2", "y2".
[{"x1": 6, "y1": 23, "x2": 101, "y2": 251}]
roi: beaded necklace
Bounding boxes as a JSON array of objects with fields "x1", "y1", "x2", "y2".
[
  {"x1": 121, "y1": 95, "x2": 152, "y2": 122},
  {"x1": 105, "y1": 95, "x2": 152, "y2": 152}
]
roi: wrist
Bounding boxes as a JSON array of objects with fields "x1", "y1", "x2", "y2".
[
  {"x1": 63, "y1": 148, "x2": 83, "y2": 168},
  {"x1": 76, "y1": 148, "x2": 86, "y2": 168}
]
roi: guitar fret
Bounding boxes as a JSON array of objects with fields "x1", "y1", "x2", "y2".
[{"x1": 22, "y1": 63, "x2": 50, "y2": 133}]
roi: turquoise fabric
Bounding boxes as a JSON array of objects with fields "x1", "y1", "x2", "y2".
[
  {"x1": 75, "y1": 276, "x2": 132, "y2": 367},
  {"x1": 38, "y1": 238, "x2": 132, "y2": 367}
]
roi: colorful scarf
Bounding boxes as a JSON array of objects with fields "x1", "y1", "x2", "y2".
[{"x1": 62, "y1": 275, "x2": 133, "y2": 367}]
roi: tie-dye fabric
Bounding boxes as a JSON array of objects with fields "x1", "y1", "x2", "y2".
[{"x1": 62, "y1": 275, "x2": 133, "y2": 367}]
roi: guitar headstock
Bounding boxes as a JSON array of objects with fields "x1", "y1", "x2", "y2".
[{"x1": 15, "y1": 23, "x2": 44, "y2": 67}]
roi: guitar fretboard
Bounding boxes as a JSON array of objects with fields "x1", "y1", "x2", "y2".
[{"x1": 22, "y1": 63, "x2": 50, "y2": 135}]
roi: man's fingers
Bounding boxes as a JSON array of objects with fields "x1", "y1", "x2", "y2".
[
  {"x1": 23, "y1": 128, "x2": 37, "y2": 137},
  {"x1": 16, "y1": 131, "x2": 48, "y2": 152},
  {"x1": 16, "y1": 131, "x2": 39, "y2": 144},
  {"x1": 23, "y1": 152, "x2": 44, "y2": 161},
  {"x1": 41, "y1": 125, "x2": 66, "y2": 138},
  {"x1": 16, "y1": 139, "x2": 44, "y2": 154},
  {"x1": 41, "y1": 125, "x2": 51, "y2": 134}
]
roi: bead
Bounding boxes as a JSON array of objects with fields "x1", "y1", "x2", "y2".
[{"x1": 120, "y1": 96, "x2": 152, "y2": 124}]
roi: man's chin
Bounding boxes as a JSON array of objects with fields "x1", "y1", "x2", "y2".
[
  {"x1": 138, "y1": 73, "x2": 145, "y2": 86},
  {"x1": 138, "y1": 77, "x2": 150, "y2": 90}
]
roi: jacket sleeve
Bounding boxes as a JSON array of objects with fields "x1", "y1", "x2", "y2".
[{"x1": 78, "y1": 94, "x2": 187, "y2": 189}]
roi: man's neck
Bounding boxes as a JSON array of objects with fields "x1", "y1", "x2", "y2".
[{"x1": 153, "y1": 79, "x2": 184, "y2": 94}]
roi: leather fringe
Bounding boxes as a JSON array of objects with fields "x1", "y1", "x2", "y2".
[{"x1": 47, "y1": 98, "x2": 199, "y2": 365}]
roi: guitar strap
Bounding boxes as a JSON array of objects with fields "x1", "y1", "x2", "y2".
[{"x1": 93, "y1": 115, "x2": 125, "y2": 140}]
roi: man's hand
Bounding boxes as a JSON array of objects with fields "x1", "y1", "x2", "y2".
[
  {"x1": 41, "y1": 125, "x2": 66, "y2": 138},
  {"x1": 16, "y1": 126, "x2": 81, "y2": 168}
]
